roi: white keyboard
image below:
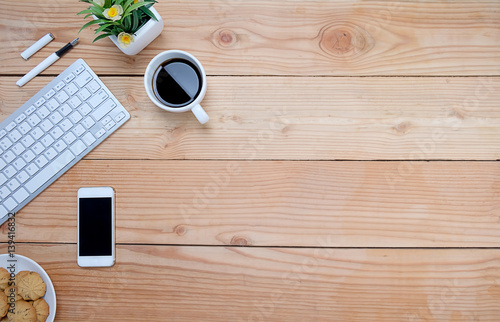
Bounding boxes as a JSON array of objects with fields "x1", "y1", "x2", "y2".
[{"x1": 0, "y1": 59, "x2": 130, "y2": 224}]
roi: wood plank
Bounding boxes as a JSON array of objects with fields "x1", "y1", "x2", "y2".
[
  {"x1": 1, "y1": 1, "x2": 499, "y2": 76},
  {"x1": 0, "y1": 244, "x2": 498, "y2": 321},
  {"x1": 2, "y1": 160, "x2": 499, "y2": 247},
  {"x1": 2, "y1": 76, "x2": 500, "y2": 160}
]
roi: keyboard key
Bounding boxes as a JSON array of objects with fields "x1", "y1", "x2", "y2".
[
  {"x1": 54, "y1": 140, "x2": 67, "y2": 152},
  {"x1": 26, "y1": 150, "x2": 75, "y2": 194},
  {"x1": 46, "y1": 98, "x2": 60, "y2": 111},
  {"x1": 68, "y1": 96, "x2": 82, "y2": 109},
  {"x1": 70, "y1": 140, "x2": 86, "y2": 156},
  {"x1": 115, "y1": 112, "x2": 126, "y2": 123},
  {"x1": 0, "y1": 159, "x2": 6, "y2": 170},
  {"x1": 44, "y1": 89, "x2": 56, "y2": 99},
  {"x1": 44, "y1": 147, "x2": 57, "y2": 160},
  {"x1": 13, "y1": 188, "x2": 29, "y2": 203},
  {"x1": 34, "y1": 155, "x2": 48, "y2": 168},
  {"x1": 18, "y1": 122, "x2": 32, "y2": 135},
  {"x1": 95, "y1": 128, "x2": 106, "y2": 138},
  {"x1": 8, "y1": 129, "x2": 22, "y2": 142},
  {"x1": 64, "y1": 73, "x2": 75, "y2": 83},
  {"x1": 60, "y1": 104, "x2": 72, "y2": 116},
  {"x1": 41, "y1": 134, "x2": 55, "y2": 147},
  {"x1": 16, "y1": 171, "x2": 29, "y2": 184},
  {"x1": 82, "y1": 116, "x2": 95, "y2": 129},
  {"x1": 37, "y1": 106, "x2": 50, "y2": 119},
  {"x1": 35, "y1": 97, "x2": 46, "y2": 108},
  {"x1": 3, "y1": 151, "x2": 16, "y2": 163},
  {"x1": 21, "y1": 150, "x2": 36, "y2": 163},
  {"x1": 78, "y1": 88, "x2": 92, "y2": 101},
  {"x1": 82, "y1": 132, "x2": 96, "y2": 146},
  {"x1": 3, "y1": 197, "x2": 16, "y2": 211},
  {"x1": 69, "y1": 111, "x2": 83, "y2": 123},
  {"x1": 54, "y1": 81, "x2": 65, "y2": 91},
  {"x1": 60, "y1": 119, "x2": 73, "y2": 132},
  {"x1": 25, "y1": 105, "x2": 36, "y2": 115},
  {"x1": 15, "y1": 114, "x2": 26, "y2": 123},
  {"x1": 88, "y1": 90, "x2": 108, "y2": 108},
  {"x1": 79, "y1": 103, "x2": 92, "y2": 116},
  {"x1": 0, "y1": 130, "x2": 6, "y2": 139},
  {"x1": 65, "y1": 83, "x2": 78, "y2": 96},
  {"x1": 56, "y1": 91, "x2": 69, "y2": 103},
  {"x1": 4, "y1": 166, "x2": 16, "y2": 178},
  {"x1": 13, "y1": 158, "x2": 26, "y2": 171},
  {"x1": 50, "y1": 111, "x2": 63, "y2": 124},
  {"x1": 0, "y1": 186, "x2": 10, "y2": 198},
  {"x1": 0, "y1": 205, "x2": 8, "y2": 219},
  {"x1": 26, "y1": 164, "x2": 39, "y2": 176},
  {"x1": 63, "y1": 132, "x2": 77, "y2": 145},
  {"x1": 11, "y1": 143, "x2": 25, "y2": 156},
  {"x1": 105, "y1": 120, "x2": 116, "y2": 130},
  {"x1": 0, "y1": 173, "x2": 6, "y2": 185},
  {"x1": 40, "y1": 119, "x2": 53, "y2": 132},
  {"x1": 27, "y1": 114, "x2": 41, "y2": 126},
  {"x1": 92, "y1": 99, "x2": 116, "y2": 121},
  {"x1": 6, "y1": 122, "x2": 16, "y2": 132},
  {"x1": 101, "y1": 115, "x2": 112, "y2": 126},
  {"x1": 75, "y1": 70, "x2": 92, "y2": 88},
  {"x1": 73, "y1": 124, "x2": 85, "y2": 137},
  {"x1": 30, "y1": 127, "x2": 44, "y2": 140},
  {"x1": 75, "y1": 65, "x2": 85, "y2": 74},
  {"x1": 50, "y1": 126, "x2": 64, "y2": 139},
  {"x1": 0, "y1": 137, "x2": 13, "y2": 150},
  {"x1": 22, "y1": 135, "x2": 36, "y2": 150},
  {"x1": 32, "y1": 142, "x2": 45, "y2": 155},
  {"x1": 87, "y1": 80, "x2": 100, "y2": 93},
  {"x1": 7, "y1": 178, "x2": 20, "y2": 191}
]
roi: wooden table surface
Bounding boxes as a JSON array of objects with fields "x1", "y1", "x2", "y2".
[{"x1": 1, "y1": 0, "x2": 500, "y2": 320}]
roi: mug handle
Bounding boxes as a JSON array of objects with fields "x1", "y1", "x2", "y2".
[{"x1": 191, "y1": 104, "x2": 209, "y2": 124}]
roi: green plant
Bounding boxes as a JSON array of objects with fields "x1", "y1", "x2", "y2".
[{"x1": 77, "y1": 0, "x2": 158, "y2": 48}]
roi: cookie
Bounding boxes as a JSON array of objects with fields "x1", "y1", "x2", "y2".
[
  {"x1": 0, "y1": 269, "x2": 10, "y2": 291},
  {"x1": 0, "y1": 292, "x2": 8, "y2": 317},
  {"x1": 13, "y1": 273, "x2": 28, "y2": 284},
  {"x1": 4, "y1": 300, "x2": 36, "y2": 322},
  {"x1": 4, "y1": 286, "x2": 22, "y2": 303},
  {"x1": 16, "y1": 273, "x2": 46, "y2": 301},
  {"x1": 31, "y1": 299, "x2": 48, "y2": 322}
]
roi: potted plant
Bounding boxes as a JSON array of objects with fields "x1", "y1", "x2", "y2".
[{"x1": 77, "y1": 0, "x2": 164, "y2": 55}]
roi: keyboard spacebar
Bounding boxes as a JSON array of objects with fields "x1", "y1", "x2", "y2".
[{"x1": 25, "y1": 150, "x2": 76, "y2": 194}]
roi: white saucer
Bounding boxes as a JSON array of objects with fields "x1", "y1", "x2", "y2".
[{"x1": 0, "y1": 254, "x2": 56, "y2": 322}]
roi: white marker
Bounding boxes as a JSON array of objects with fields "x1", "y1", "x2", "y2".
[{"x1": 17, "y1": 38, "x2": 79, "y2": 87}]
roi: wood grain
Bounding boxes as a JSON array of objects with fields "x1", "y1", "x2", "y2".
[
  {"x1": 0, "y1": 244, "x2": 499, "y2": 321},
  {"x1": 1, "y1": 160, "x2": 499, "y2": 247},
  {"x1": 2, "y1": 76, "x2": 500, "y2": 160},
  {"x1": 1, "y1": 1, "x2": 499, "y2": 320},
  {"x1": 0, "y1": 1, "x2": 499, "y2": 76}
]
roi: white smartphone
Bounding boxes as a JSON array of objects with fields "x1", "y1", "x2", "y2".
[{"x1": 77, "y1": 187, "x2": 115, "y2": 267}]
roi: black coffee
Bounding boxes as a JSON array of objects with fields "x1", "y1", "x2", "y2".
[{"x1": 152, "y1": 58, "x2": 202, "y2": 107}]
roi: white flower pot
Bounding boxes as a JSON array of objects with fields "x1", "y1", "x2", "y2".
[{"x1": 108, "y1": 7, "x2": 163, "y2": 55}]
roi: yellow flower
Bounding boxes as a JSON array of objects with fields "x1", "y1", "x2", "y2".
[
  {"x1": 103, "y1": 5, "x2": 123, "y2": 21},
  {"x1": 93, "y1": 0, "x2": 105, "y2": 6},
  {"x1": 134, "y1": 0, "x2": 144, "y2": 3},
  {"x1": 117, "y1": 32, "x2": 134, "y2": 48}
]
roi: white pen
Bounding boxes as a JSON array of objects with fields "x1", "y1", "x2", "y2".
[{"x1": 17, "y1": 38, "x2": 79, "y2": 87}]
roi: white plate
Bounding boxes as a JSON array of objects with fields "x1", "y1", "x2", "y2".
[{"x1": 0, "y1": 254, "x2": 56, "y2": 322}]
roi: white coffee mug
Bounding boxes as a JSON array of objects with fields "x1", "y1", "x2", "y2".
[{"x1": 144, "y1": 50, "x2": 209, "y2": 124}]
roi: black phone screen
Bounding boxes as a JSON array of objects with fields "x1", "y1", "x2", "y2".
[{"x1": 79, "y1": 197, "x2": 112, "y2": 256}]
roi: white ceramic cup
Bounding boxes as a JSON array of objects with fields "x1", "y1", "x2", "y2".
[{"x1": 144, "y1": 50, "x2": 209, "y2": 124}]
